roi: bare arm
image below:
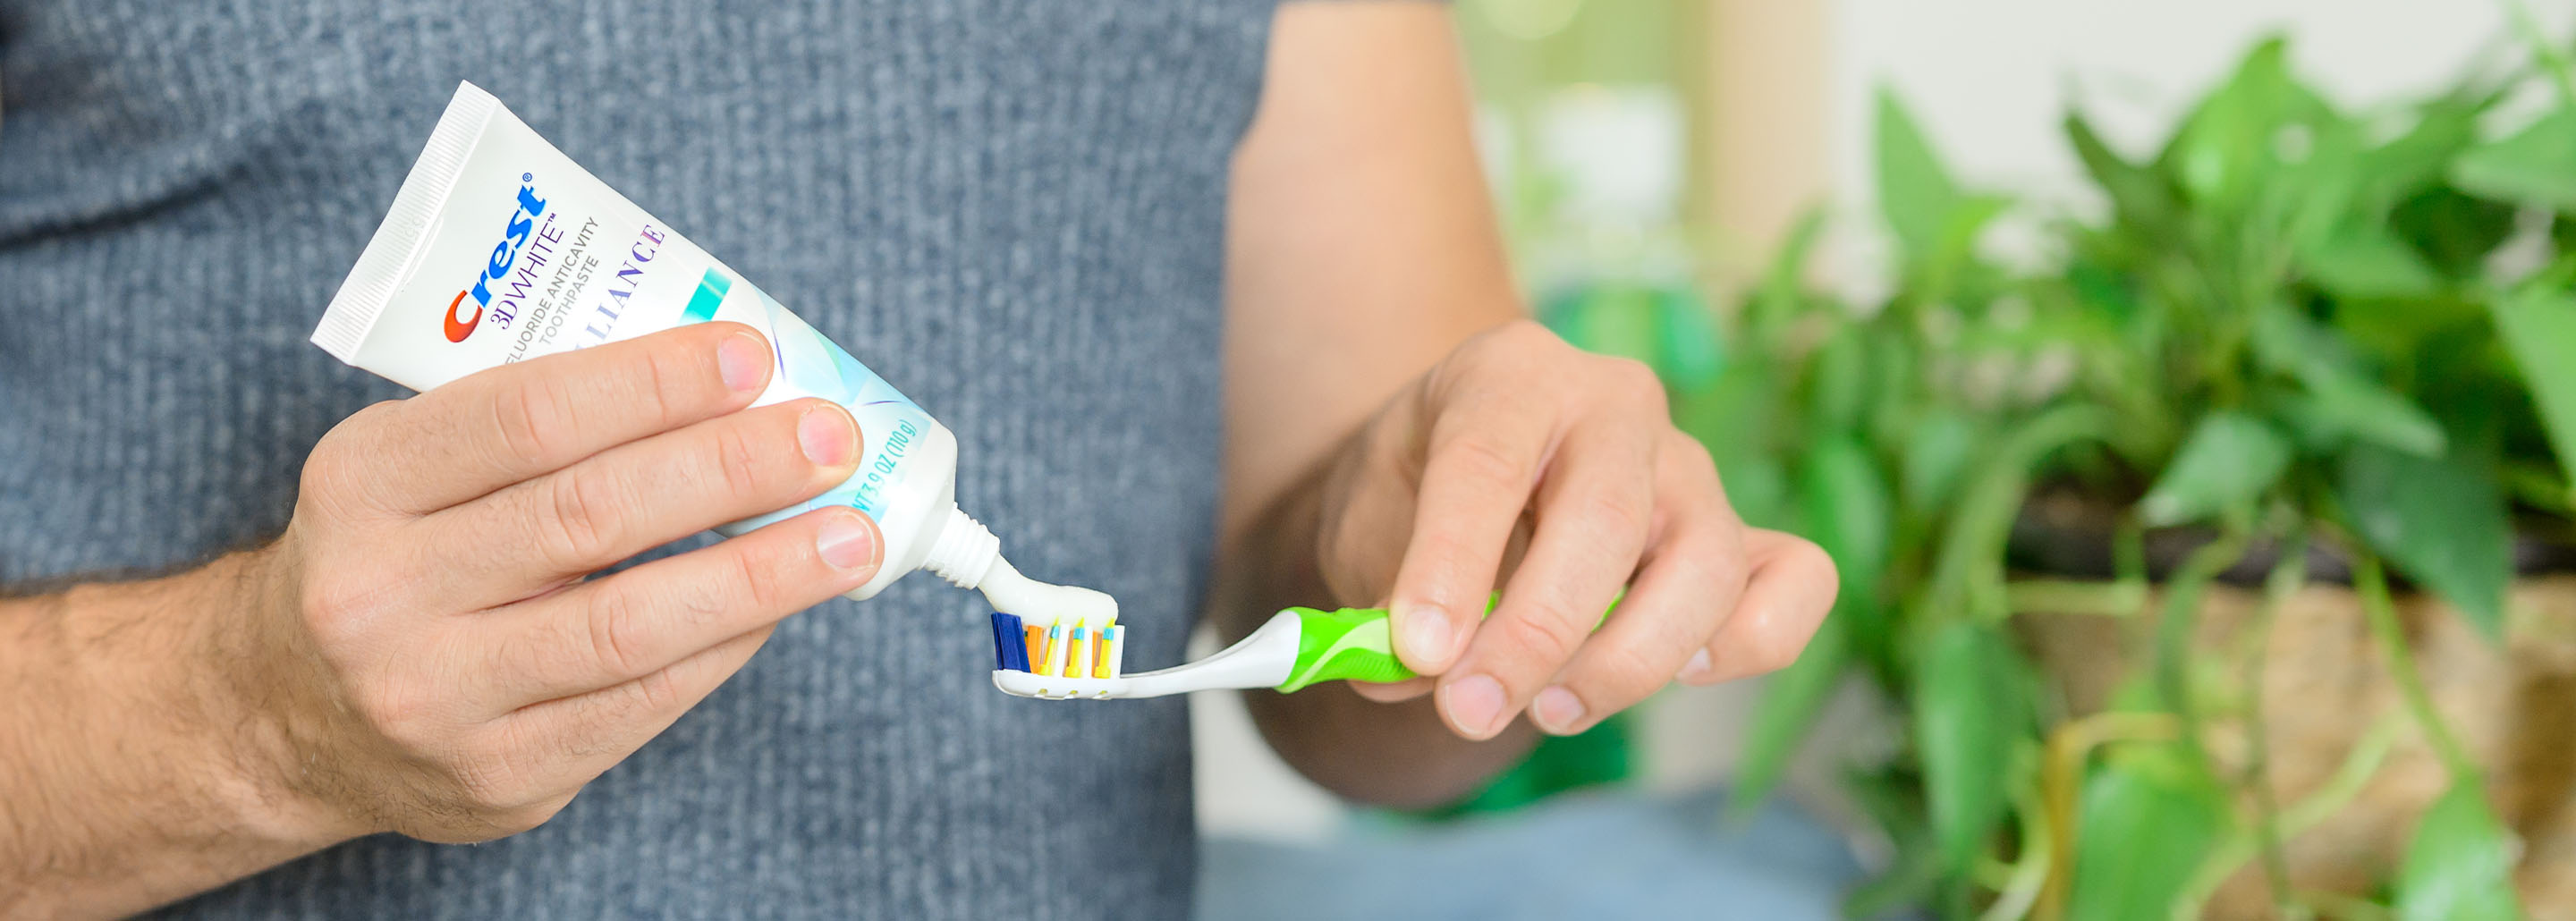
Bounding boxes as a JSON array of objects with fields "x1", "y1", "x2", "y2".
[
  {"x1": 1216, "y1": 2, "x2": 1839, "y2": 807},
  {"x1": 0, "y1": 561, "x2": 345, "y2": 917}
]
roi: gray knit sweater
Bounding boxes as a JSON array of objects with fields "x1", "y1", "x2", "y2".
[{"x1": 0, "y1": 1, "x2": 1270, "y2": 917}]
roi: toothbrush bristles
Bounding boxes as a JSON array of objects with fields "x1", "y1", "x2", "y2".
[
  {"x1": 1041, "y1": 623, "x2": 1068, "y2": 677},
  {"x1": 990, "y1": 614, "x2": 1129, "y2": 691},
  {"x1": 1096, "y1": 625, "x2": 1123, "y2": 679},
  {"x1": 1064, "y1": 626, "x2": 1089, "y2": 679},
  {"x1": 990, "y1": 613, "x2": 1029, "y2": 671}
]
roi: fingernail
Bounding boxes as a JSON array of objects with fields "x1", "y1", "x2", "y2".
[
  {"x1": 798, "y1": 405, "x2": 857, "y2": 467},
  {"x1": 1533, "y1": 686, "x2": 1586, "y2": 734},
  {"x1": 1398, "y1": 604, "x2": 1452, "y2": 669},
  {"x1": 817, "y1": 514, "x2": 877, "y2": 570},
  {"x1": 717, "y1": 333, "x2": 768, "y2": 393},
  {"x1": 1680, "y1": 648, "x2": 1714, "y2": 680},
  {"x1": 1443, "y1": 674, "x2": 1507, "y2": 738}
]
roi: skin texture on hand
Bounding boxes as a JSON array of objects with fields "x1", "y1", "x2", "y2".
[
  {"x1": 1, "y1": 323, "x2": 885, "y2": 917},
  {"x1": 1214, "y1": 3, "x2": 1837, "y2": 807}
]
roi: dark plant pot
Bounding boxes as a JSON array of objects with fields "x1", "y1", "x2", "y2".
[{"x1": 2007, "y1": 486, "x2": 2576, "y2": 587}]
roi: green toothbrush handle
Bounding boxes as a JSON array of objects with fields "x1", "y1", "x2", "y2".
[
  {"x1": 1275, "y1": 596, "x2": 1619, "y2": 694},
  {"x1": 1276, "y1": 606, "x2": 1415, "y2": 693}
]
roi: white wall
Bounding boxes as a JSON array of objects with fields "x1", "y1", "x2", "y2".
[{"x1": 1831, "y1": 0, "x2": 2576, "y2": 210}]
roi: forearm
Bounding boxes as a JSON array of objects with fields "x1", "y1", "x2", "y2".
[
  {"x1": 1, "y1": 553, "x2": 346, "y2": 917},
  {"x1": 1209, "y1": 463, "x2": 1536, "y2": 808},
  {"x1": 1214, "y1": 2, "x2": 1531, "y2": 807}
]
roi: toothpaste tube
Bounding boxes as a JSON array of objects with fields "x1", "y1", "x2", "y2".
[{"x1": 312, "y1": 81, "x2": 1015, "y2": 604}]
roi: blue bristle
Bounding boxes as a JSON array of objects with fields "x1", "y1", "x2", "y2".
[
  {"x1": 988, "y1": 613, "x2": 1013, "y2": 670},
  {"x1": 992, "y1": 613, "x2": 1027, "y2": 671}
]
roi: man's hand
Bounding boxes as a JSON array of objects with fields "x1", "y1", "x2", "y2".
[
  {"x1": 1313, "y1": 321, "x2": 1837, "y2": 739},
  {"x1": 1216, "y1": 4, "x2": 1836, "y2": 804},
  {"x1": 233, "y1": 321, "x2": 883, "y2": 842}
]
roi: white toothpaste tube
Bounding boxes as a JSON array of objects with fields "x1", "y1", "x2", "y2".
[{"x1": 312, "y1": 80, "x2": 1113, "y2": 624}]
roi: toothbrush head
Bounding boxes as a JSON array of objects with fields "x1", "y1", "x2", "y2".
[{"x1": 989, "y1": 613, "x2": 1124, "y2": 697}]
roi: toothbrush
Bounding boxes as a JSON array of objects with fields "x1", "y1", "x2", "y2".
[{"x1": 989, "y1": 606, "x2": 1415, "y2": 700}]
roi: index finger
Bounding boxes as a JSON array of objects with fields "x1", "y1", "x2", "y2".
[
  {"x1": 360, "y1": 322, "x2": 775, "y2": 513},
  {"x1": 1385, "y1": 384, "x2": 1555, "y2": 675}
]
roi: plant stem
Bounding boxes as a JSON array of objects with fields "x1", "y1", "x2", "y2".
[
  {"x1": 2152, "y1": 529, "x2": 2251, "y2": 773},
  {"x1": 2351, "y1": 552, "x2": 2479, "y2": 782},
  {"x1": 2246, "y1": 530, "x2": 2308, "y2": 914},
  {"x1": 2035, "y1": 712, "x2": 2182, "y2": 921},
  {"x1": 1980, "y1": 782, "x2": 2053, "y2": 921},
  {"x1": 2171, "y1": 714, "x2": 2404, "y2": 920},
  {"x1": 2297, "y1": 890, "x2": 2394, "y2": 921}
]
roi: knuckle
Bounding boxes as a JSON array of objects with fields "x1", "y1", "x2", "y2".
[
  {"x1": 1434, "y1": 433, "x2": 1529, "y2": 491},
  {"x1": 708, "y1": 422, "x2": 772, "y2": 504},
  {"x1": 1497, "y1": 604, "x2": 1589, "y2": 665},
  {"x1": 299, "y1": 410, "x2": 399, "y2": 513},
  {"x1": 1492, "y1": 318, "x2": 1557, "y2": 351},
  {"x1": 493, "y1": 377, "x2": 572, "y2": 468},
  {"x1": 632, "y1": 346, "x2": 686, "y2": 426},
  {"x1": 1575, "y1": 643, "x2": 1668, "y2": 704},
  {"x1": 583, "y1": 587, "x2": 653, "y2": 679},
  {"x1": 450, "y1": 741, "x2": 536, "y2": 813},
  {"x1": 357, "y1": 682, "x2": 446, "y2": 752},
  {"x1": 539, "y1": 470, "x2": 623, "y2": 566},
  {"x1": 1618, "y1": 359, "x2": 1667, "y2": 404},
  {"x1": 1668, "y1": 433, "x2": 1718, "y2": 474},
  {"x1": 296, "y1": 569, "x2": 407, "y2": 654},
  {"x1": 729, "y1": 540, "x2": 787, "y2": 613},
  {"x1": 627, "y1": 666, "x2": 686, "y2": 716},
  {"x1": 1577, "y1": 488, "x2": 1653, "y2": 543}
]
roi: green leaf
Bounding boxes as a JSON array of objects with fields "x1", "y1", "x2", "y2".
[
  {"x1": 1732, "y1": 611, "x2": 1847, "y2": 813},
  {"x1": 2389, "y1": 186, "x2": 2517, "y2": 279},
  {"x1": 1840, "y1": 765, "x2": 1942, "y2": 920},
  {"x1": 2491, "y1": 286, "x2": 2576, "y2": 491},
  {"x1": 2394, "y1": 782, "x2": 2525, "y2": 921},
  {"x1": 2269, "y1": 384, "x2": 2449, "y2": 458},
  {"x1": 1802, "y1": 435, "x2": 1894, "y2": 602},
  {"x1": 2337, "y1": 441, "x2": 2512, "y2": 639},
  {"x1": 2453, "y1": 108, "x2": 2576, "y2": 211},
  {"x1": 1900, "y1": 410, "x2": 1980, "y2": 518},
  {"x1": 2139, "y1": 410, "x2": 2293, "y2": 526},
  {"x1": 1809, "y1": 328, "x2": 1870, "y2": 436},
  {"x1": 2253, "y1": 307, "x2": 2447, "y2": 457},
  {"x1": 2301, "y1": 223, "x2": 2445, "y2": 299},
  {"x1": 1914, "y1": 621, "x2": 2031, "y2": 873},
  {"x1": 1877, "y1": 88, "x2": 1966, "y2": 260},
  {"x1": 2365, "y1": 94, "x2": 2493, "y2": 204},
  {"x1": 2158, "y1": 37, "x2": 2331, "y2": 208},
  {"x1": 1750, "y1": 207, "x2": 1827, "y2": 334},
  {"x1": 1648, "y1": 288, "x2": 1724, "y2": 393},
  {"x1": 2065, "y1": 751, "x2": 2229, "y2": 921},
  {"x1": 1545, "y1": 283, "x2": 1662, "y2": 371},
  {"x1": 1796, "y1": 435, "x2": 1894, "y2": 673},
  {"x1": 2067, "y1": 111, "x2": 2180, "y2": 237}
]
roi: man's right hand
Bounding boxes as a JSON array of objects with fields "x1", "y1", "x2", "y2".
[{"x1": 219, "y1": 321, "x2": 880, "y2": 843}]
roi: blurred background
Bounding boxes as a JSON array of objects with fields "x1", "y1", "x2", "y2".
[{"x1": 1197, "y1": 1, "x2": 2576, "y2": 919}]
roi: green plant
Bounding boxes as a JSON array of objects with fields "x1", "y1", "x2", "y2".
[{"x1": 1681, "y1": 30, "x2": 2576, "y2": 920}]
